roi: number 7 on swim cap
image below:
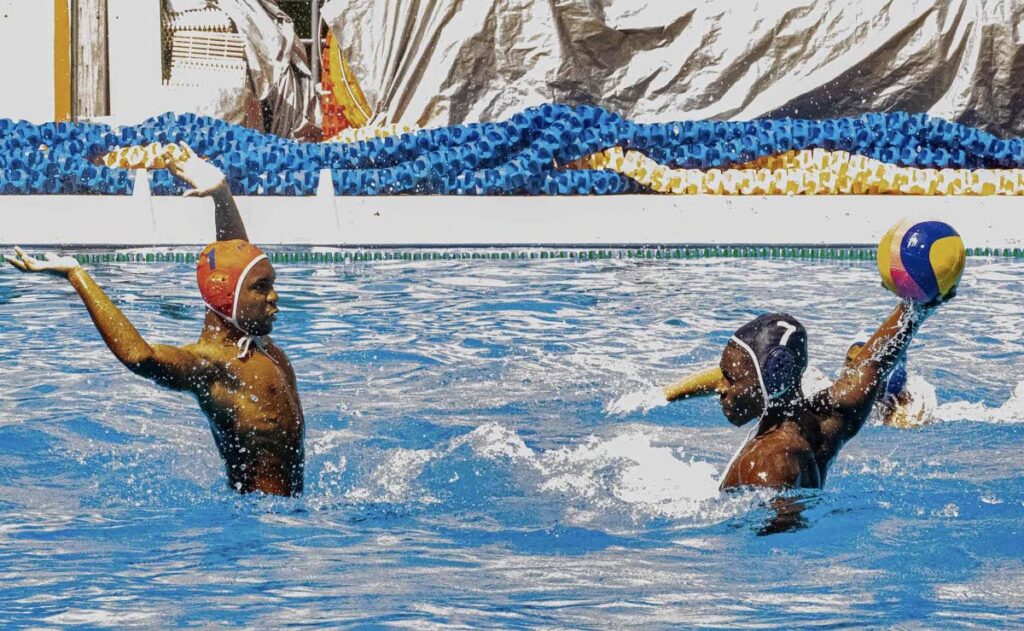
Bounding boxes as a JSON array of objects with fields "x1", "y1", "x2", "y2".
[{"x1": 877, "y1": 220, "x2": 965, "y2": 303}]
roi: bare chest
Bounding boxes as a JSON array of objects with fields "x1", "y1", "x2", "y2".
[{"x1": 203, "y1": 352, "x2": 303, "y2": 437}]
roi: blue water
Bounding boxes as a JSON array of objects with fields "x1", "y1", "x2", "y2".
[{"x1": 0, "y1": 254, "x2": 1022, "y2": 627}]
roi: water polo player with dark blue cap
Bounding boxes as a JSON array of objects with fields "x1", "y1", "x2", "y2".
[{"x1": 663, "y1": 298, "x2": 950, "y2": 489}]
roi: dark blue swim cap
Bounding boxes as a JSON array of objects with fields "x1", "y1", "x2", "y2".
[
  {"x1": 885, "y1": 356, "x2": 908, "y2": 398},
  {"x1": 731, "y1": 313, "x2": 808, "y2": 401}
]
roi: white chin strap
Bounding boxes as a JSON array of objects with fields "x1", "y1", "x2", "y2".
[
  {"x1": 205, "y1": 303, "x2": 267, "y2": 360},
  {"x1": 730, "y1": 335, "x2": 773, "y2": 408},
  {"x1": 724, "y1": 336, "x2": 772, "y2": 478},
  {"x1": 725, "y1": 336, "x2": 795, "y2": 482}
]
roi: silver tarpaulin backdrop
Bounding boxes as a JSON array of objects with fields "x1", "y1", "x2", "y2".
[
  {"x1": 215, "y1": 0, "x2": 319, "y2": 138},
  {"x1": 321, "y1": 0, "x2": 1024, "y2": 137}
]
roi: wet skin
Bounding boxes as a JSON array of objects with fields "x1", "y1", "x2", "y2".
[
  {"x1": 845, "y1": 342, "x2": 921, "y2": 428},
  {"x1": 718, "y1": 301, "x2": 928, "y2": 490},
  {"x1": 717, "y1": 342, "x2": 822, "y2": 488},
  {"x1": 161, "y1": 260, "x2": 303, "y2": 495},
  {"x1": 54, "y1": 255, "x2": 305, "y2": 496},
  {"x1": 6, "y1": 156, "x2": 305, "y2": 496}
]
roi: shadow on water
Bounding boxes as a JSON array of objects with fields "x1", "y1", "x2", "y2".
[
  {"x1": 0, "y1": 282, "x2": 26, "y2": 306},
  {"x1": 159, "y1": 302, "x2": 194, "y2": 321}
]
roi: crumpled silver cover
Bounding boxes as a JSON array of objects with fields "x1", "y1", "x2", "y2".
[
  {"x1": 215, "y1": 0, "x2": 320, "y2": 139},
  {"x1": 322, "y1": 0, "x2": 1024, "y2": 137}
]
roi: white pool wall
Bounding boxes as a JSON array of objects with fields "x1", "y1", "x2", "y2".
[{"x1": 1, "y1": 192, "x2": 1022, "y2": 248}]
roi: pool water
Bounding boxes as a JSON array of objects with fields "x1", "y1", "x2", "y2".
[{"x1": 0, "y1": 254, "x2": 1022, "y2": 627}]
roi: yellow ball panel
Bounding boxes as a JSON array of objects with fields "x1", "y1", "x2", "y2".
[{"x1": 929, "y1": 235, "x2": 966, "y2": 297}]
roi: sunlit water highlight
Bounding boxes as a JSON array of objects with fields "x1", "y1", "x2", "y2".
[{"x1": 0, "y1": 255, "x2": 1022, "y2": 627}]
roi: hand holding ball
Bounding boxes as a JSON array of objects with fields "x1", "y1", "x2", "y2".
[{"x1": 878, "y1": 220, "x2": 965, "y2": 304}]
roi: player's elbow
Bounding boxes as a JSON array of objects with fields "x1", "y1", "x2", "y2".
[{"x1": 119, "y1": 349, "x2": 158, "y2": 376}]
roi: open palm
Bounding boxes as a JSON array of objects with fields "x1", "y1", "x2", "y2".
[
  {"x1": 5, "y1": 247, "x2": 81, "y2": 276},
  {"x1": 164, "y1": 144, "x2": 228, "y2": 197}
]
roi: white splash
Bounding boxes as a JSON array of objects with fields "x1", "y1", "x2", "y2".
[
  {"x1": 339, "y1": 422, "x2": 750, "y2": 526},
  {"x1": 448, "y1": 422, "x2": 534, "y2": 460},
  {"x1": 537, "y1": 431, "x2": 722, "y2": 519},
  {"x1": 896, "y1": 374, "x2": 938, "y2": 427},
  {"x1": 605, "y1": 385, "x2": 669, "y2": 415},
  {"x1": 345, "y1": 448, "x2": 437, "y2": 504},
  {"x1": 934, "y1": 380, "x2": 1024, "y2": 424},
  {"x1": 801, "y1": 364, "x2": 833, "y2": 397}
]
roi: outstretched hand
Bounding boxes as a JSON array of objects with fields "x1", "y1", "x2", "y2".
[
  {"x1": 164, "y1": 144, "x2": 228, "y2": 198},
  {"x1": 5, "y1": 247, "x2": 81, "y2": 276}
]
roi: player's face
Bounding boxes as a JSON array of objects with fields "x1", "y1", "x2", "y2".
[
  {"x1": 718, "y1": 342, "x2": 765, "y2": 424},
  {"x1": 234, "y1": 259, "x2": 278, "y2": 336}
]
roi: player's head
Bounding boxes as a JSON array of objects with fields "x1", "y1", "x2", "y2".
[
  {"x1": 719, "y1": 314, "x2": 808, "y2": 424},
  {"x1": 196, "y1": 240, "x2": 278, "y2": 336}
]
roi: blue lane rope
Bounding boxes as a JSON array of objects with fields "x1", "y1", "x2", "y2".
[{"x1": 1, "y1": 105, "x2": 1022, "y2": 196}]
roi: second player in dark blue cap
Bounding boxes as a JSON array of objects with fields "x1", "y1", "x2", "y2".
[{"x1": 663, "y1": 300, "x2": 946, "y2": 490}]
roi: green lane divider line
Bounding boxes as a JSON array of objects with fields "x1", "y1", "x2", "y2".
[{"x1": 41, "y1": 245, "x2": 1024, "y2": 266}]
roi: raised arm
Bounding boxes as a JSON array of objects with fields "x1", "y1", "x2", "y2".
[
  {"x1": 207, "y1": 185, "x2": 249, "y2": 242},
  {"x1": 5, "y1": 248, "x2": 205, "y2": 392},
  {"x1": 823, "y1": 300, "x2": 929, "y2": 441},
  {"x1": 166, "y1": 148, "x2": 248, "y2": 242}
]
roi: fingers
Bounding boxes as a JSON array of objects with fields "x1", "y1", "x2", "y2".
[
  {"x1": 10, "y1": 247, "x2": 38, "y2": 272},
  {"x1": 14, "y1": 247, "x2": 34, "y2": 269},
  {"x1": 4, "y1": 254, "x2": 27, "y2": 271},
  {"x1": 183, "y1": 189, "x2": 199, "y2": 198},
  {"x1": 156, "y1": 148, "x2": 177, "y2": 171},
  {"x1": 166, "y1": 158, "x2": 186, "y2": 174},
  {"x1": 20, "y1": 251, "x2": 40, "y2": 272}
]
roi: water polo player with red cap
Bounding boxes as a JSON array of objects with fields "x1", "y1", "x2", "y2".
[
  {"x1": 6, "y1": 153, "x2": 304, "y2": 496},
  {"x1": 663, "y1": 296, "x2": 953, "y2": 491}
]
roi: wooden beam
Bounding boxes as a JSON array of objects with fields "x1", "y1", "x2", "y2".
[
  {"x1": 310, "y1": 0, "x2": 321, "y2": 84},
  {"x1": 72, "y1": 0, "x2": 109, "y2": 118},
  {"x1": 54, "y1": 0, "x2": 72, "y2": 121}
]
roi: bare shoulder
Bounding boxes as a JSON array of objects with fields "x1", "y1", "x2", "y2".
[
  {"x1": 178, "y1": 340, "x2": 225, "y2": 365},
  {"x1": 803, "y1": 386, "x2": 859, "y2": 467},
  {"x1": 258, "y1": 337, "x2": 287, "y2": 362},
  {"x1": 808, "y1": 387, "x2": 835, "y2": 413},
  {"x1": 723, "y1": 424, "x2": 818, "y2": 489},
  {"x1": 263, "y1": 338, "x2": 297, "y2": 382}
]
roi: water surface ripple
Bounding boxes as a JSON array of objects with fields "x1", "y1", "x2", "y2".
[{"x1": 0, "y1": 256, "x2": 1021, "y2": 627}]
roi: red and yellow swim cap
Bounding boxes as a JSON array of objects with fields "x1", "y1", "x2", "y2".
[{"x1": 196, "y1": 240, "x2": 267, "y2": 323}]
